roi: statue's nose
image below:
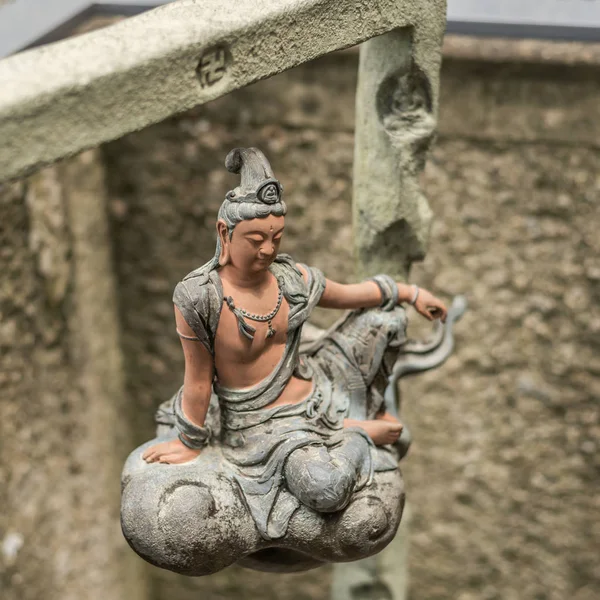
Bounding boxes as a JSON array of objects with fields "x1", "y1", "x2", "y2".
[{"x1": 260, "y1": 244, "x2": 275, "y2": 257}]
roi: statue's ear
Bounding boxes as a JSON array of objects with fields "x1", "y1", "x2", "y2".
[{"x1": 217, "y1": 220, "x2": 230, "y2": 267}]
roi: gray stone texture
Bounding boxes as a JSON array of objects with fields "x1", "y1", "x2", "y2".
[
  {"x1": 353, "y1": 29, "x2": 439, "y2": 280},
  {"x1": 2, "y1": 34, "x2": 600, "y2": 600},
  {"x1": 404, "y1": 136, "x2": 600, "y2": 600}
]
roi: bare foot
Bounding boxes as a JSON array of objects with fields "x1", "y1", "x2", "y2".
[
  {"x1": 142, "y1": 438, "x2": 202, "y2": 465},
  {"x1": 376, "y1": 411, "x2": 400, "y2": 424},
  {"x1": 344, "y1": 413, "x2": 403, "y2": 446}
]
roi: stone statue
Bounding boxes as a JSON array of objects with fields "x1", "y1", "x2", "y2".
[{"x1": 120, "y1": 148, "x2": 464, "y2": 576}]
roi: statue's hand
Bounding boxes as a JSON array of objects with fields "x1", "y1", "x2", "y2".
[
  {"x1": 142, "y1": 438, "x2": 202, "y2": 465},
  {"x1": 412, "y1": 287, "x2": 448, "y2": 323}
]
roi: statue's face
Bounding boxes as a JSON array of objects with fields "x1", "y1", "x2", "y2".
[{"x1": 225, "y1": 214, "x2": 285, "y2": 273}]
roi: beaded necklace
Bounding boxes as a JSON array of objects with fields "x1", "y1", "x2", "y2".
[{"x1": 224, "y1": 278, "x2": 283, "y2": 340}]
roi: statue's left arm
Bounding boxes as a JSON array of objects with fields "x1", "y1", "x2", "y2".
[{"x1": 296, "y1": 264, "x2": 447, "y2": 322}]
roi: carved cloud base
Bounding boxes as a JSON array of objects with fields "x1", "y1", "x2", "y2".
[{"x1": 121, "y1": 441, "x2": 404, "y2": 575}]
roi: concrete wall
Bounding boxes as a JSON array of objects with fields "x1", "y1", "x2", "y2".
[{"x1": 2, "y1": 36, "x2": 599, "y2": 599}]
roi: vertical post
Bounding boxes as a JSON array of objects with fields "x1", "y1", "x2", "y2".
[
  {"x1": 353, "y1": 28, "x2": 440, "y2": 282},
  {"x1": 334, "y1": 11, "x2": 446, "y2": 599},
  {"x1": 61, "y1": 151, "x2": 150, "y2": 600}
]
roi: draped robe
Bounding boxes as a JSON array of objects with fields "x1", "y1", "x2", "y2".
[{"x1": 168, "y1": 253, "x2": 398, "y2": 539}]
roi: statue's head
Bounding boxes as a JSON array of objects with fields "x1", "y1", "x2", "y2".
[{"x1": 216, "y1": 148, "x2": 287, "y2": 273}]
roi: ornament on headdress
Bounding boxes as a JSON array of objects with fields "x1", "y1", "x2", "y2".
[{"x1": 225, "y1": 147, "x2": 283, "y2": 205}]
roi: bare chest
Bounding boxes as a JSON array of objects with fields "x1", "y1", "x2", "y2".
[{"x1": 214, "y1": 294, "x2": 290, "y2": 366}]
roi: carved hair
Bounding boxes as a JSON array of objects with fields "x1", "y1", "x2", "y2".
[
  {"x1": 217, "y1": 196, "x2": 287, "y2": 239},
  {"x1": 218, "y1": 147, "x2": 287, "y2": 238}
]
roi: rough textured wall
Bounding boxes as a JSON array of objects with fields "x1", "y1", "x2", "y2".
[
  {"x1": 0, "y1": 155, "x2": 147, "y2": 600},
  {"x1": 403, "y1": 45, "x2": 600, "y2": 600},
  {"x1": 404, "y1": 138, "x2": 599, "y2": 600},
  {"x1": 102, "y1": 41, "x2": 599, "y2": 600}
]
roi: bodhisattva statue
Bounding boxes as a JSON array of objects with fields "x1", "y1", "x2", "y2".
[{"x1": 121, "y1": 148, "x2": 461, "y2": 576}]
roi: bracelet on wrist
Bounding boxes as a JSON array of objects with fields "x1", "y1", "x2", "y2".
[
  {"x1": 368, "y1": 274, "x2": 399, "y2": 311},
  {"x1": 178, "y1": 431, "x2": 208, "y2": 450},
  {"x1": 173, "y1": 387, "x2": 212, "y2": 449},
  {"x1": 409, "y1": 285, "x2": 419, "y2": 306}
]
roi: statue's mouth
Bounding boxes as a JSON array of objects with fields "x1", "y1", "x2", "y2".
[{"x1": 257, "y1": 257, "x2": 274, "y2": 266}]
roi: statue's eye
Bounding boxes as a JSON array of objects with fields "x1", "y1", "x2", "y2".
[{"x1": 258, "y1": 183, "x2": 279, "y2": 204}]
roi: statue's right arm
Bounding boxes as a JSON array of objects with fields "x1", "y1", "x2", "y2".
[
  {"x1": 175, "y1": 306, "x2": 214, "y2": 428},
  {"x1": 142, "y1": 306, "x2": 213, "y2": 464}
]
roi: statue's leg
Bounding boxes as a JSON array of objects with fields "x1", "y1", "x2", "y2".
[
  {"x1": 283, "y1": 431, "x2": 372, "y2": 513},
  {"x1": 307, "y1": 306, "x2": 407, "y2": 421},
  {"x1": 121, "y1": 442, "x2": 260, "y2": 576}
]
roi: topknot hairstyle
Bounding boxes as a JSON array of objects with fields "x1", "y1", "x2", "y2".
[{"x1": 218, "y1": 147, "x2": 287, "y2": 236}]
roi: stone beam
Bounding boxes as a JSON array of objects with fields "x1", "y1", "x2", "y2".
[{"x1": 1, "y1": 0, "x2": 439, "y2": 182}]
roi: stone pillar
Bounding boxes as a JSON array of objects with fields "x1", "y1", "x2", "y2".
[
  {"x1": 353, "y1": 23, "x2": 444, "y2": 281},
  {"x1": 338, "y1": 10, "x2": 446, "y2": 598},
  {"x1": 0, "y1": 152, "x2": 148, "y2": 600},
  {"x1": 331, "y1": 505, "x2": 413, "y2": 600}
]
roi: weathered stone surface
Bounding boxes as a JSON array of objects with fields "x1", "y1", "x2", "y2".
[
  {"x1": 403, "y1": 138, "x2": 600, "y2": 600},
  {"x1": 438, "y1": 56, "x2": 600, "y2": 146},
  {"x1": 153, "y1": 563, "x2": 332, "y2": 599},
  {"x1": 122, "y1": 439, "x2": 404, "y2": 574},
  {"x1": 0, "y1": 0, "x2": 445, "y2": 182},
  {"x1": 184, "y1": 48, "x2": 360, "y2": 133},
  {"x1": 443, "y1": 35, "x2": 600, "y2": 68},
  {"x1": 331, "y1": 504, "x2": 413, "y2": 600},
  {"x1": 0, "y1": 154, "x2": 148, "y2": 600},
  {"x1": 353, "y1": 29, "x2": 439, "y2": 281},
  {"x1": 350, "y1": 20, "x2": 445, "y2": 597}
]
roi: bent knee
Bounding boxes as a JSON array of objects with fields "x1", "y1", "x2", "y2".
[{"x1": 285, "y1": 447, "x2": 355, "y2": 512}]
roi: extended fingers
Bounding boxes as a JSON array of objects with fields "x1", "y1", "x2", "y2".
[
  {"x1": 159, "y1": 452, "x2": 197, "y2": 465},
  {"x1": 426, "y1": 301, "x2": 448, "y2": 322},
  {"x1": 142, "y1": 447, "x2": 157, "y2": 461},
  {"x1": 145, "y1": 451, "x2": 174, "y2": 464},
  {"x1": 420, "y1": 306, "x2": 434, "y2": 321},
  {"x1": 434, "y1": 299, "x2": 448, "y2": 322}
]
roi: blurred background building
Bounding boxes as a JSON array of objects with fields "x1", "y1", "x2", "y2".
[{"x1": 1, "y1": 2, "x2": 599, "y2": 600}]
